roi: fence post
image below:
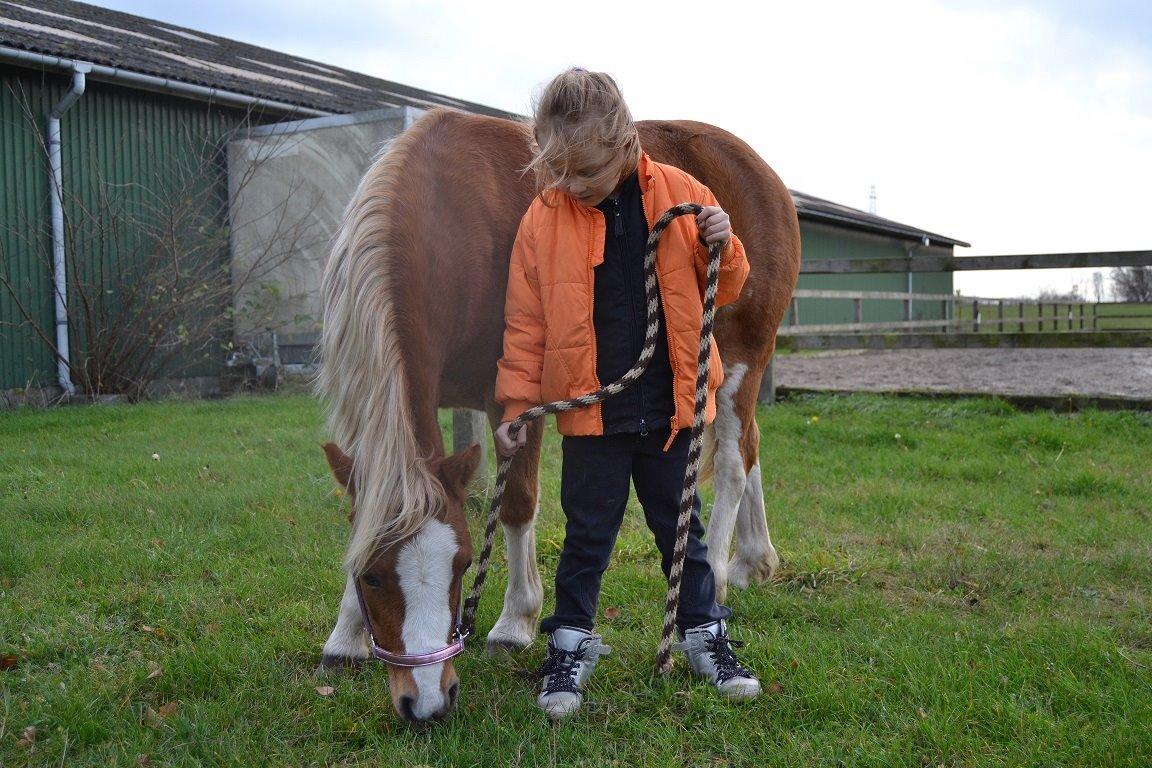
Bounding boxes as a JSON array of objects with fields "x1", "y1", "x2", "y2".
[
  {"x1": 941, "y1": 299, "x2": 948, "y2": 333},
  {"x1": 853, "y1": 298, "x2": 862, "y2": 326},
  {"x1": 997, "y1": 300, "x2": 1004, "y2": 332},
  {"x1": 1093, "y1": 302, "x2": 1099, "y2": 331},
  {"x1": 1037, "y1": 302, "x2": 1043, "y2": 332},
  {"x1": 1018, "y1": 301, "x2": 1025, "y2": 332},
  {"x1": 757, "y1": 357, "x2": 776, "y2": 405},
  {"x1": 453, "y1": 409, "x2": 490, "y2": 492},
  {"x1": 789, "y1": 297, "x2": 799, "y2": 327},
  {"x1": 972, "y1": 300, "x2": 979, "y2": 332}
]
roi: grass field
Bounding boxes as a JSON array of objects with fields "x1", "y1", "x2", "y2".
[{"x1": 2, "y1": 393, "x2": 1150, "y2": 767}]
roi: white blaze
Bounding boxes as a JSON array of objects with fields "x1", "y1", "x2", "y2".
[{"x1": 395, "y1": 519, "x2": 458, "y2": 719}]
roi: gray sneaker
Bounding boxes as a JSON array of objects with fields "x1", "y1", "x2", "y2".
[
  {"x1": 673, "y1": 620, "x2": 761, "y2": 700},
  {"x1": 536, "y1": 626, "x2": 611, "y2": 720}
]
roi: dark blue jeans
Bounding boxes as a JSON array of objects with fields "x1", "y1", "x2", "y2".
[{"x1": 539, "y1": 428, "x2": 731, "y2": 634}]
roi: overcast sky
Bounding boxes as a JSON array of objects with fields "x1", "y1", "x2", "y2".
[{"x1": 89, "y1": 0, "x2": 1152, "y2": 298}]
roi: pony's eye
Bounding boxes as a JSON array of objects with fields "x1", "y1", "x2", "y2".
[{"x1": 361, "y1": 573, "x2": 382, "y2": 588}]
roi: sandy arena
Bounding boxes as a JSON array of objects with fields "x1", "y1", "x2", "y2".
[{"x1": 773, "y1": 348, "x2": 1152, "y2": 401}]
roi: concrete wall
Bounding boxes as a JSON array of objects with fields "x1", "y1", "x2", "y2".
[{"x1": 226, "y1": 106, "x2": 421, "y2": 341}]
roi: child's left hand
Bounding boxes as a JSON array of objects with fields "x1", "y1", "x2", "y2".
[{"x1": 696, "y1": 206, "x2": 731, "y2": 246}]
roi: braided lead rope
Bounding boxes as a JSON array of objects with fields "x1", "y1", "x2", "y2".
[
  {"x1": 654, "y1": 217, "x2": 721, "y2": 674},
  {"x1": 461, "y1": 204, "x2": 721, "y2": 676}
]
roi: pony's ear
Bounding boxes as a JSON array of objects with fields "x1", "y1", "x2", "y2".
[
  {"x1": 434, "y1": 444, "x2": 482, "y2": 503},
  {"x1": 322, "y1": 442, "x2": 356, "y2": 496}
]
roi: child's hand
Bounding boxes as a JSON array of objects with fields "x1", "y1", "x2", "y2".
[
  {"x1": 494, "y1": 421, "x2": 528, "y2": 457},
  {"x1": 696, "y1": 206, "x2": 731, "y2": 246}
]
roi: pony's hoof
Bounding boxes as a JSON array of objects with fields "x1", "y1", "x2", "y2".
[
  {"x1": 316, "y1": 654, "x2": 367, "y2": 674},
  {"x1": 729, "y1": 550, "x2": 779, "y2": 589},
  {"x1": 485, "y1": 635, "x2": 532, "y2": 656}
]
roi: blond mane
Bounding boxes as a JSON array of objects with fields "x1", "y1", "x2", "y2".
[{"x1": 317, "y1": 115, "x2": 447, "y2": 575}]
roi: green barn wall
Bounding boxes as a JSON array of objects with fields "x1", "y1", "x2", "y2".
[
  {"x1": 1, "y1": 63, "x2": 279, "y2": 390},
  {"x1": 793, "y1": 221, "x2": 955, "y2": 326}
]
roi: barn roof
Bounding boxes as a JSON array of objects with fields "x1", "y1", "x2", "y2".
[
  {"x1": 792, "y1": 190, "x2": 970, "y2": 248},
  {"x1": 0, "y1": 0, "x2": 515, "y2": 118}
]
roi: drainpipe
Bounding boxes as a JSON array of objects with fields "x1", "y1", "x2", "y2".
[{"x1": 47, "y1": 63, "x2": 90, "y2": 397}]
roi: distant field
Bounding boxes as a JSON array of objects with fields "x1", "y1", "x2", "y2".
[
  {"x1": 953, "y1": 301, "x2": 1152, "y2": 332},
  {"x1": 2, "y1": 394, "x2": 1150, "y2": 766}
]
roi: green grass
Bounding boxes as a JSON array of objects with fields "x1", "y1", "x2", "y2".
[{"x1": 2, "y1": 393, "x2": 1150, "y2": 767}]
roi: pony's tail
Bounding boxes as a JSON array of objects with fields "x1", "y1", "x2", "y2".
[
  {"x1": 317, "y1": 139, "x2": 444, "y2": 576},
  {"x1": 698, "y1": 422, "x2": 717, "y2": 485}
]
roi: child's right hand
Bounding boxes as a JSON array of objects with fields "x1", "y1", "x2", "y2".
[{"x1": 494, "y1": 421, "x2": 528, "y2": 457}]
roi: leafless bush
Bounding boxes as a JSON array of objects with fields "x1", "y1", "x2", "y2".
[{"x1": 0, "y1": 87, "x2": 318, "y2": 400}]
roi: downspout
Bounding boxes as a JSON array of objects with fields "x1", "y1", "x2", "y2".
[{"x1": 47, "y1": 63, "x2": 90, "y2": 397}]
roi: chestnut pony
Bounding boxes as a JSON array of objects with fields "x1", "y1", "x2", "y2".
[{"x1": 316, "y1": 108, "x2": 800, "y2": 724}]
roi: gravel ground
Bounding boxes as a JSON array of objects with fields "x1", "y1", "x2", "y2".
[{"x1": 775, "y1": 348, "x2": 1152, "y2": 400}]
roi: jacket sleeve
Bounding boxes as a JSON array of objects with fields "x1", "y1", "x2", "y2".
[
  {"x1": 494, "y1": 214, "x2": 545, "y2": 423},
  {"x1": 692, "y1": 180, "x2": 750, "y2": 308}
]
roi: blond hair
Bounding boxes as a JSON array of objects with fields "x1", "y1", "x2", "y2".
[{"x1": 526, "y1": 68, "x2": 641, "y2": 196}]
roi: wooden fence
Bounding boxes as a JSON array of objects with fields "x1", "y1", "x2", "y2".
[{"x1": 776, "y1": 250, "x2": 1152, "y2": 352}]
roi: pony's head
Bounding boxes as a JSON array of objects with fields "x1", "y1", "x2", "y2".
[{"x1": 323, "y1": 442, "x2": 479, "y2": 725}]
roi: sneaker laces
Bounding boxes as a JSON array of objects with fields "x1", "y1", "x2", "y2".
[
  {"x1": 537, "y1": 641, "x2": 587, "y2": 695},
  {"x1": 703, "y1": 633, "x2": 757, "y2": 685}
]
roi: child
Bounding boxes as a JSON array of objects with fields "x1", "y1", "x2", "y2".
[{"x1": 494, "y1": 68, "x2": 759, "y2": 720}]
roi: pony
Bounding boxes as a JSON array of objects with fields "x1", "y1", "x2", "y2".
[{"x1": 316, "y1": 108, "x2": 801, "y2": 724}]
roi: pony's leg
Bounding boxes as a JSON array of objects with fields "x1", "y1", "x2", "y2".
[
  {"x1": 705, "y1": 363, "x2": 752, "y2": 603},
  {"x1": 728, "y1": 365, "x2": 780, "y2": 589},
  {"x1": 319, "y1": 573, "x2": 370, "y2": 670},
  {"x1": 728, "y1": 432, "x2": 780, "y2": 589},
  {"x1": 484, "y1": 411, "x2": 544, "y2": 654}
]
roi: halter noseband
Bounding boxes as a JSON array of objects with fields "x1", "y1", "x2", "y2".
[{"x1": 353, "y1": 576, "x2": 470, "y2": 668}]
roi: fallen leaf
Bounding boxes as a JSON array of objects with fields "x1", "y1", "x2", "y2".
[
  {"x1": 603, "y1": 607, "x2": 620, "y2": 620},
  {"x1": 151, "y1": 453, "x2": 160, "y2": 461},
  {"x1": 147, "y1": 666, "x2": 163, "y2": 680},
  {"x1": 917, "y1": 707, "x2": 928, "y2": 719},
  {"x1": 1, "y1": 653, "x2": 19, "y2": 671},
  {"x1": 156, "y1": 701, "x2": 180, "y2": 718},
  {"x1": 1, "y1": 576, "x2": 10, "y2": 588},
  {"x1": 767, "y1": 681, "x2": 784, "y2": 695},
  {"x1": 17, "y1": 725, "x2": 37, "y2": 747},
  {"x1": 201, "y1": 570, "x2": 217, "y2": 582},
  {"x1": 140, "y1": 625, "x2": 168, "y2": 640},
  {"x1": 150, "y1": 538, "x2": 165, "y2": 549},
  {"x1": 203, "y1": 623, "x2": 219, "y2": 635},
  {"x1": 315, "y1": 685, "x2": 335, "y2": 696},
  {"x1": 137, "y1": 755, "x2": 152, "y2": 767}
]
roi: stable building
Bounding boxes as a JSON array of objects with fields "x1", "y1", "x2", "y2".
[{"x1": 1, "y1": 0, "x2": 966, "y2": 398}]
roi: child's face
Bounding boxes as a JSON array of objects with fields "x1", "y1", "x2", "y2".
[{"x1": 549, "y1": 144, "x2": 632, "y2": 208}]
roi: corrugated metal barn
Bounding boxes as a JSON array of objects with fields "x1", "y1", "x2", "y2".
[
  {"x1": 0, "y1": 0, "x2": 509, "y2": 397},
  {"x1": 1, "y1": 0, "x2": 966, "y2": 399}
]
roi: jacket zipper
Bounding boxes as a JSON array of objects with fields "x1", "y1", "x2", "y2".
[{"x1": 639, "y1": 181, "x2": 682, "y2": 452}]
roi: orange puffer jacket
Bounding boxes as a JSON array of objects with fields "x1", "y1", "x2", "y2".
[{"x1": 495, "y1": 152, "x2": 750, "y2": 449}]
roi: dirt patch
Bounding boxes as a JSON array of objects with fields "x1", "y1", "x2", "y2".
[{"x1": 775, "y1": 348, "x2": 1152, "y2": 400}]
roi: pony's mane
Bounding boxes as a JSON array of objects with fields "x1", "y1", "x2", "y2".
[{"x1": 318, "y1": 112, "x2": 448, "y2": 575}]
